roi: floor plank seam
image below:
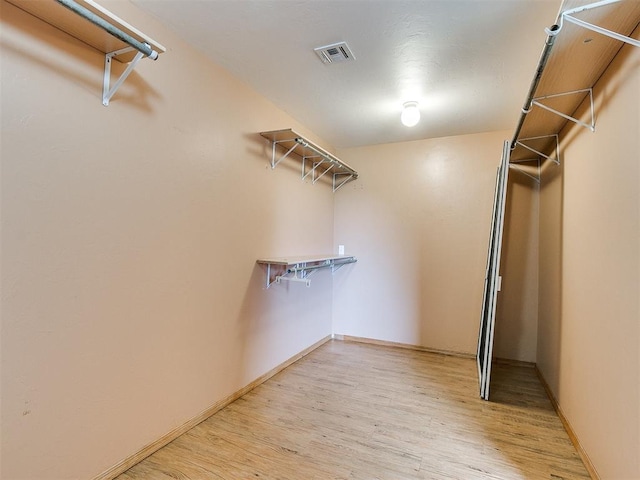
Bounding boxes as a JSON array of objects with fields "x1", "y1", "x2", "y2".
[{"x1": 115, "y1": 339, "x2": 594, "y2": 480}]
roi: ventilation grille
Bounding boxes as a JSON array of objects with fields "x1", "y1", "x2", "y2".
[{"x1": 314, "y1": 42, "x2": 355, "y2": 64}]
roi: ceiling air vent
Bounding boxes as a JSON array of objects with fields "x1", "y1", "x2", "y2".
[{"x1": 314, "y1": 42, "x2": 355, "y2": 64}]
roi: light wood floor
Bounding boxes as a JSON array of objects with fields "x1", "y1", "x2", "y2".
[{"x1": 117, "y1": 340, "x2": 591, "y2": 480}]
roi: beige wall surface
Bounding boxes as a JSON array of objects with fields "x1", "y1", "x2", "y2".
[
  {"x1": 9, "y1": 0, "x2": 637, "y2": 478},
  {"x1": 0, "y1": 1, "x2": 338, "y2": 478},
  {"x1": 495, "y1": 173, "x2": 539, "y2": 362},
  {"x1": 332, "y1": 131, "x2": 539, "y2": 360},
  {"x1": 537, "y1": 35, "x2": 640, "y2": 479}
]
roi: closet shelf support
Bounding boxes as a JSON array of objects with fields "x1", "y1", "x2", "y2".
[
  {"x1": 514, "y1": 134, "x2": 560, "y2": 166},
  {"x1": 103, "y1": 47, "x2": 144, "y2": 106},
  {"x1": 531, "y1": 88, "x2": 595, "y2": 132},
  {"x1": 510, "y1": 24, "x2": 560, "y2": 149},
  {"x1": 509, "y1": 163, "x2": 541, "y2": 184},
  {"x1": 257, "y1": 255, "x2": 357, "y2": 289},
  {"x1": 260, "y1": 129, "x2": 359, "y2": 192},
  {"x1": 334, "y1": 173, "x2": 355, "y2": 192},
  {"x1": 559, "y1": 0, "x2": 640, "y2": 48},
  {"x1": 271, "y1": 142, "x2": 298, "y2": 169},
  {"x1": 46, "y1": 0, "x2": 165, "y2": 106},
  {"x1": 55, "y1": 0, "x2": 160, "y2": 59},
  {"x1": 313, "y1": 162, "x2": 334, "y2": 184},
  {"x1": 302, "y1": 159, "x2": 327, "y2": 182}
]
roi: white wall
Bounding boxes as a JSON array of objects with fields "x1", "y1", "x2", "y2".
[
  {"x1": 8, "y1": 1, "x2": 635, "y2": 478},
  {"x1": 494, "y1": 173, "x2": 539, "y2": 362},
  {"x1": 1, "y1": 1, "x2": 337, "y2": 478},
  {"x1": 537, "y1": 31, "x2": 640, "y2": 479},
  {"x1": 332, "y1": 131, "x2": 540, "y2": 360}
]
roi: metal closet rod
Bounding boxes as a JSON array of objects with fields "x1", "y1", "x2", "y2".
[
  {"x1": 294, "y1": 138, "x2": 358, "y2": 178},
  {"x1": 510, "y1": 23, "x2": 560, "y2": 149},
  {"x1": 510, "y1": 0, "x2": 637, "y2": 150},
  {"x1": 54, "y1": 0, "x2": 159, "y2": 60},
  {"x1": 285, "y1": 258, "x2": 357, "y2": 274}
]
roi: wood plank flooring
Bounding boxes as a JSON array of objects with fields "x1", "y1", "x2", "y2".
[{"x1": 116, "y1": 340, "x2": 591, "y2": 480}]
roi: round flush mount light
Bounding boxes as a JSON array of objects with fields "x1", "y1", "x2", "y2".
[{"x1": 401, "y1": 101, "x2": 420, "y2": 127}]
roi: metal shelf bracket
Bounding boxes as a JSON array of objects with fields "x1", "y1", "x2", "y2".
[
  {"x1": 271, "y1": 141, "x2": 297, "y2": 169},
  {"x1": 103, "y1": 46, "x2": 145, "y2": 106},
  {"x1": 257, "y1": 255, "x2": 357, "y2": 289},
  {"x1": 515, "y1": 134, "x2": 560, "y2": 166},
  {"x1": 50, "y1": 0, "x2": 163, "y2": 106},
  {"x1": 333, "y1": 173, "x2": 354, "y2": 192},
  {"x1": 559, "y1": 0, "x2": 640, "y2": 48},
  {"x1": 7, "y1": 0, "x2": 165, "y2": 105},
  {"x1": 260, "y1": 129, "x2": 359, "y2": 192},
  {"x1": 509, "y1": 162, "x2": 541, "y2": 184},
  {"x1": 310, "y1": 161, "x2": 334, "y2": 185},
  {"x1": 531, "y1": 88, "x2": 596, "y2": 132},
  {"x1": 301, "y1": 156, "x2": 325, "y2": 181},
  {"x1": 510, "y1": 0, "x2": 640, "y2": 166}
]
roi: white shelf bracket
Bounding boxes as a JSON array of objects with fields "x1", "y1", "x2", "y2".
[
  {"x1": 532, "y1": 88, "x2": 596, "y2": 132},
  {"x1": 260, "y1": 129, "x2": 359, "y2": 192},
  {"x1": 264, "y1": 263, "x2": 272, "y2": 288},
  {"x1": 559, "y1": 0, "x2": 640, "y2": 48},
  {"x1": 103, "y1": 46, "x2": 145, "y2": 106},
  {"x1": 258, "y1": 256, "x2": 357, "y2": 289},
  {"x1": 509, "y1": 163, "x2": 541, "y2": 184},
  {"x1": 20, "y1": 0, "x2": 166, "y2": 106},
  {"x1": 301, "y1": 155, "x2": 324, "y2": 180},
  {"x1": 331, "y1": 261, "x2": 350, "y2": 274},
  {"x1": 515, "y1": 134, "x2": 560, "y2": 166},
  {"x1": 313, "y1": 163, "x2": 334, "y2": 184},
  {"x1": 333, "y1": 173, "x2": 355, "y2": 192},
  {"x1": 271, "y1": 141, "x2": 298, "y2": 169}
]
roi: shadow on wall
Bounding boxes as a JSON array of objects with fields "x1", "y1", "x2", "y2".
[
  {"x1": 494, "y1": 170, "x2": 539, "y2": 362},
  {"x1": 536, "y1": 156, "x2": 564, "y2": 394},
  {"x1": 234, "y1": 261, "x2": 335, "y2": 391},
  {"x1": 244, "y1": 132, "x2": 302, "y2": 178},
  {"x1": 535, "y1": 52, "x2": 640, "y2": 395},
  {"x1": 533, "y1": 54, "x2": 640, "y2": 394},
  {"x1": 234, "y1": 263, "x2": 277, "y2": 388},
  {"x1": 230, "y1": 131, "x2": 336, "y2": 393}
]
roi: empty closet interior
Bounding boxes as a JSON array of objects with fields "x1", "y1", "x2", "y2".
[{"x1": 1, "y1": 0, "x2": 638, "y2": 479}]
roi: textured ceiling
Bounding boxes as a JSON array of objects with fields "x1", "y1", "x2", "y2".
[{"x1": 132, "y1": 0, "x2": 562, "y2": 148}]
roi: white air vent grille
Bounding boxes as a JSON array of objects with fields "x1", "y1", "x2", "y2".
[{"x1": 314, "y1": 42, "x2": 355, "y2": 64}]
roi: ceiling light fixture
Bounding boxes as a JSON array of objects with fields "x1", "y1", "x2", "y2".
[{"x1": 401, "y1": 101, "x2": 420, "y2": 127}]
